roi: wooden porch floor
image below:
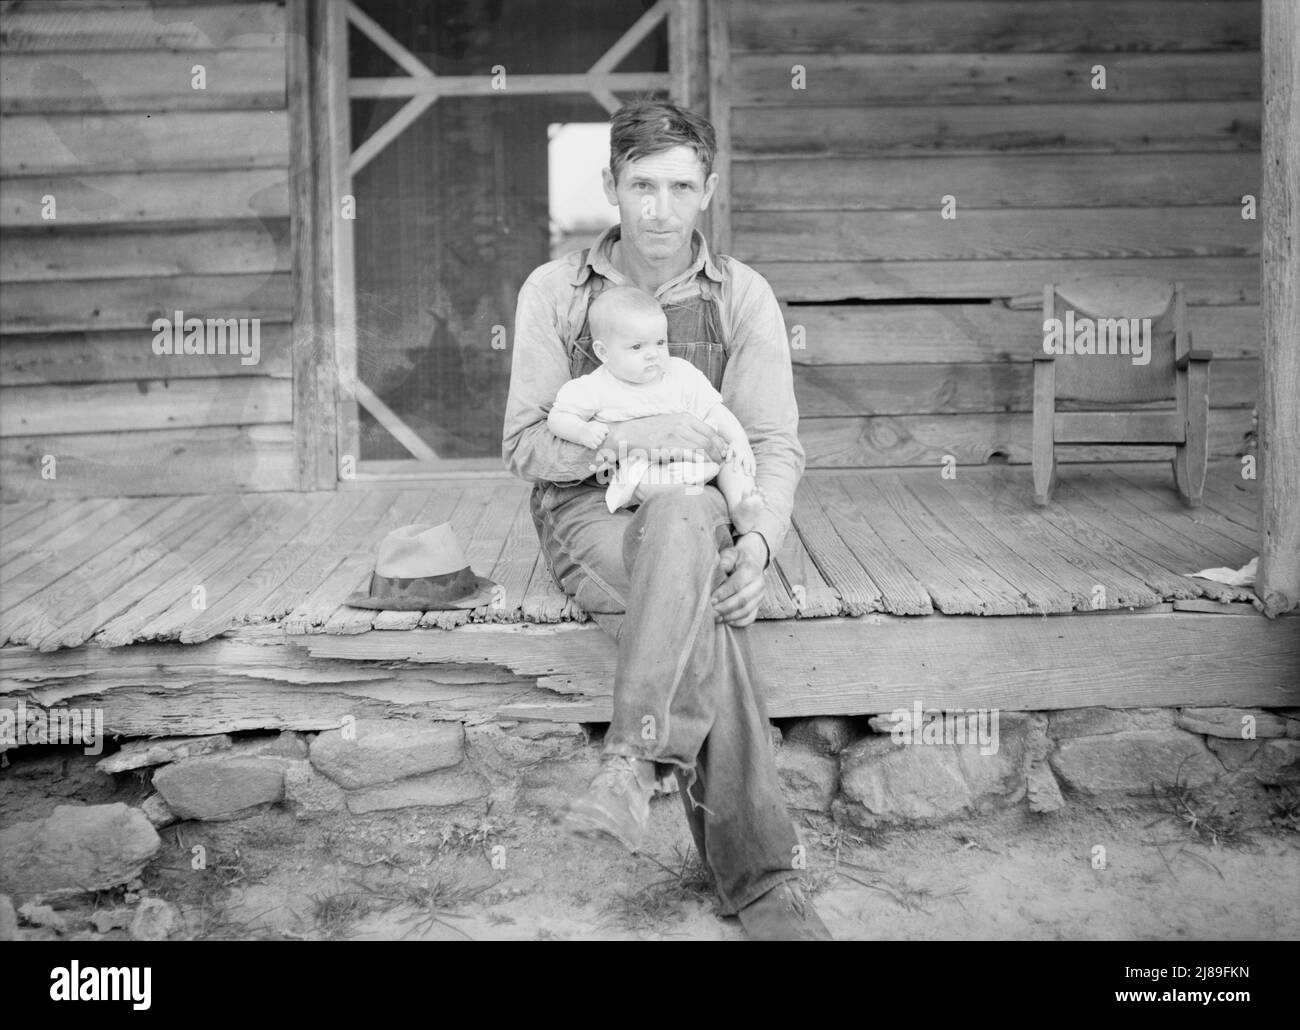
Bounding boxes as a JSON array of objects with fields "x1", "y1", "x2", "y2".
[{"x1": 0, "y1": 461, "x2": 1264, "y2": 654}]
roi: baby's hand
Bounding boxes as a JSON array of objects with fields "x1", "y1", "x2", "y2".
[{"x1": 581, "y1": 422, "x2": 609, "y2": 450}]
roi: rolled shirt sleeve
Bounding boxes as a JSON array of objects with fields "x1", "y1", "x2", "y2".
[
  {"x1": 501, "y1": 274, "x2": 603, "y2": 485},
  {"x1": 719, "y1": 264, "x2": 806, "y2": 560}
]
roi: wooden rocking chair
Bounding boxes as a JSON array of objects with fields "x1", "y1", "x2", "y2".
[{"x1": 1032, "y1": 277, "x2": 1212, "y2": 507}]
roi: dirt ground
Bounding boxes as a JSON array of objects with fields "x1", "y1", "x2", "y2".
[{"x1": 5, "y1": 744, "x2": 1299, "y2": 941}]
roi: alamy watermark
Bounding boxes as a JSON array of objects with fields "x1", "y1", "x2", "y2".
[
  {"x1": 888, "y1": 700, "x2": 1000, "y2": 756},
  {"x1": 151, "y1": 309, "x2": 261, "y2": 366},
  {"x1": 1, "y1": 701, "x2": 104, "y2": 756},
  {"x1": 1043, "y1": 310, "x2": 1151, "y2": 366}
]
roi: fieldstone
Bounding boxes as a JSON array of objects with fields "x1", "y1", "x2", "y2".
[
  {"x1": 96, "y1": 734, "x2": 232, "y2": 774},
  {"x1": 140, "y1": 794, "x2": 176, "y2": 829},
  {"x1": 0, "y1": 893, "x2": 16, "y2": 940},
  {"x1": 1209, "y1": 737, "x2": 1300, "y2": 786},
  {"x1": 153, "y1": 756, "x2": 285, "y2": 821},
  {"x1": 518, "y1": 754, "x2": 601, "y2": 810},
  {"x1": 1252, "y1": 739, "x2": 1300, "y2": 785},
  {"x1": 310, "y1": 719, "x2": 464, "y2": 789},
  {"x1": 1050, "y1": 730, "x2": 1222, "y2": 796},
  {"x1": 129, "y1": 898, "x2": 179, "y2": 941},
  {"x1": 839, "y1": 713, "x2": 1043, "y2": 826},
  {"x1": 1049, "y1": 708, "x2": 1175, "y2": 739},
  {"x1": 776, "y1": 744, "x2": 838, "y2": 811},
  {"x1": 90, "y1": 907, "x2": 133, "y2": 934},
  {"x1": 466, "y1": 722, "x2": 587, "y2": 770},
  {"x1": 1176, "y1": 708, "x2": 1290, "y2": 740},
  {"x1": 1027, "y1": 760, "x2": 1066, "y2": 813},
  {"x1": 0, "y1": 803, "x2": 160, "y2": 897},
  {"x1": 867, "y1": 711, "x2": 909, "y2": 734},
  {"x1": 345, "y1": 765, "x2": 489, "y2": 814},
  {"x1": 19, "y1": 901, "x2": 67, "y2": 931},
  {"x1": 1206, "y1": 737, "x2": 1259, "y2": 772},
  {"x1": 240, "y1": 730, "x2": 309, "y2": 760},
  {"x1": 282, "y1": 759, "x2": 347, "y2": 817},
  {"x1": 784, "y1": 716, "x2": 856, "y2": 756}
]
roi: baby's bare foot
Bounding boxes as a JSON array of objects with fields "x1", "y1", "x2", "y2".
[{"x1": 731, "y1": 487, "x2": 768, "y2": 536}]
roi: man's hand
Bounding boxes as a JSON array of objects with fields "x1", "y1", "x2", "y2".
[
  {"x1": 712, "y1": 533, "x2": 769, "y2": 627},
  {"x1": 607, "y1": 413, "x2": 726, "y2": 465}
]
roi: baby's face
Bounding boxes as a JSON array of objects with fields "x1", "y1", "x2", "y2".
[{"x1": 596, "y1": 311, "x2": 669, "y2": 385}]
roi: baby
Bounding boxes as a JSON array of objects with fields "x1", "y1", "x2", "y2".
[{"x1": 548, "y1": 285, "x2": 767, "y2": 535}]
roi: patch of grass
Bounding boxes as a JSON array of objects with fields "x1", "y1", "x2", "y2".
[
  {"x1": 434, "y1": 814, "x2": 510, "y2": 860},
  {"x1": 352, "y1": 876, "x2": 488, "y2": 940},
  {"x1": 836, "y1": 860, "x2": 967, "y2": 914},
  {"x1": 1268, "y1": 788, "x2": 1300, "y2": 832},
  {"x1": 601, "y1": 846, "x2": 714, "y2": 936},
  {"x1": 311, "y1": 890, "x2": 372, "y2": 939},
  {"x1": 1151, "y1": 760, "x2": 1256, "y2": 850}
]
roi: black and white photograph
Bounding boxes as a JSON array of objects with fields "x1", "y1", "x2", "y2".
[{"x1": 0, "y1": 0, "x2": 1297, "y2": 967}]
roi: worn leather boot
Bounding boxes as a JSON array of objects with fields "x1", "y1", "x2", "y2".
[
  {"x1": 738, "y1": 881, "x2": 833, "y2": 940},
  {"x1": 561, "y1": 754, "x2": 656, "y2": 853}
]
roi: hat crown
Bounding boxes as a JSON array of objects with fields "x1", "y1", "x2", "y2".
[{"x1": 373, "y1": 523, "x2": 468, "y2": 579}]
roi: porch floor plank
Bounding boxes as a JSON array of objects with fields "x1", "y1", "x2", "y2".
[
  {"x1": 798, "y1": 475, "x2": 905, "y2": 614},
  {"x1": 18, "y1": 495, "x2": 204, "y2": 650},
  {"x1": 0, "y1": 496, "x2": 152, "y2": 618},
  {"x1": 0, "y1": 499, "x2": 48, "y2": 531},
  {"x1": 1105, "y1": 466, "x2": 1256, "y2": 565},
  {"x1": 870, "y1": 473, "x2": 1032, "y2": 615},
  {"x1": 1110, "y1": 464, "x2": 1261, "y2": 553},
  {"x1": 773, "y1": 516, "x2": 840, "y2": 618},
  {"x1": 142, "y1": 492, "x2": 332, "y2": 644},
  {"x1": 20, "y1": 495, "x2": 232, "y2": 650},
  {"x1": 179, "y1": 491, "x2": 353, "y2": 642},
  {"x1": 1052, "y1": 475, "x2": 1242, "y2": 602},
  {"x1": 0, "y1": 462, "x2": 1272, "y2": 650},
  {"x1": 1001, "y1": 483, "x2": 1174, "y2": 609},
  {"x1": 1198, "y1": 473, "x2": 1261, "y2": 530},
  {"x1": 238, "y1": 491, "x2": 372, "y2": 627},
  {"x1": 906, "y1": 477, "x2": 1077, "y2": 613},
  {"x1": 520, "y1": 548, "x2": 577, "y2": 623},
  {"x1": 965, "y1": 467, "x2": 1167, "y2": 609},
  {"x1": 1, "y1": 496, "x2": 127, "y2": 582},
  {"x1": 483, "y1": 489, "x2": 549, "y2": 625},
  {"x1": 94, "y1": 494, "x2": 283, "y2": 647}
]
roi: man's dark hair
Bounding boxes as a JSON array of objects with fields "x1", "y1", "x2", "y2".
[{"x1": 609, "y1": 99, "x2": 716, "y2": 185}]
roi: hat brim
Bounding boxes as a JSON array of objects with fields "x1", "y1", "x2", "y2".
[{"x1": 344, "y1": 574, "x2": 500, "y2": 612}]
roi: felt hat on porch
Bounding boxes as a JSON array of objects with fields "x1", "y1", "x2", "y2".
[{"x1": 345, "y1": 523, "x2": 499, "y2": 611}]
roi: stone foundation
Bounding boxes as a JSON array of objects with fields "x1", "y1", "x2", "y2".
[{"x1": 2, "y1": 705, "x2": 1298, "y2": 916}]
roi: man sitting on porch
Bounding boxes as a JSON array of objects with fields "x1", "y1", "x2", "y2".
[{"x1": 502, "y1": 100, "x2": 828, "y2": 940}]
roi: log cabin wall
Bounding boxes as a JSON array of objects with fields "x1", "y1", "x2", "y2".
[
  {"x1": 722, "y1": 0, "x2": 1263, "y2": 470},
  {"x1": 0, "y1": 0, "x2": 295, "y2": 499}
]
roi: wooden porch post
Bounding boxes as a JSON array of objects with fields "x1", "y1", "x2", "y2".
[
  {"x1": 288, "y1": 0, "x2": 340, "y2": 490},
  {"x1": 706, "y1": 0, "x2": 731, "y2": 257},
  {"x1": 1259, "y1": 0, "x2": 1299, "y2": 616}
]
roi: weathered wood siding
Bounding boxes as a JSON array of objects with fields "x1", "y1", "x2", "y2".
[
  {"x1": 725, "y1": 0, "x2": 1262, "y2": 469},
  {"x1": 0, "y1": 0, "x2": 294, "y2": 499}
]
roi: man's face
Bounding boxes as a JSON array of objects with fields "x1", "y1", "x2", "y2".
[
  {"x1": 603, "y1": 145, "x2": 718, "y2": 266},
  {"x1": 594, "y1": 309, "x2": 670, "y2": 385}
]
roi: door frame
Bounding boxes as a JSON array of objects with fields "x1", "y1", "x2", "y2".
[{"x1": 290, "y1": 0, "x2": 714, "y2": 488}]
